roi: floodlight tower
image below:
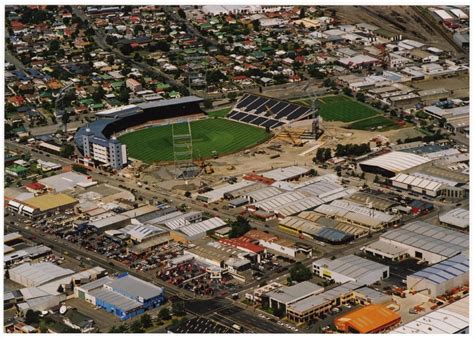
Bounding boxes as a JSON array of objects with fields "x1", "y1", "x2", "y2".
[
  {"x1": 303, "y1": 82, "x2": 323, "y2": 139},
  {"x1": 172, "y1": 120, "x2": 194, "y2": 179}
]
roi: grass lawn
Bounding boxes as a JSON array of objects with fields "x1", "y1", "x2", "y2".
[
  {"x1": 347, "y1": 116, "x2": 398, "y2": 131},
  {"x1": 207, "y1": 107, "x2": 232, "y2": 118},
  {"x1": 118, "y1": 118, "x2": 271, "y2": 163},
  {"x1": 317, "y1": 95, "x2": 381, "y2": 122}
]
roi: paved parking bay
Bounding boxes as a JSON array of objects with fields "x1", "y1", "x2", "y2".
[{"x1": 65, "y1": 298, "x2": 121, "y2": 332}]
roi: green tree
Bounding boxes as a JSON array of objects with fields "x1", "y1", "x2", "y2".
[
  {"x1": 72, "y1": 164, "x2": 88, "y2": 174},
  {"x1": 343, "y1": 87, "x2": 352, "y2": 96},
  {"x1": 171, "y1": 301, "x2": 186, "y2": 316},
  {"x1": 130, "y1": 320, "x2": 144, "y2": 333},
  {"x1": 60, "y1": 144, "x2": 75, "y2": 158},
  {"x1": 133, "y1": 52, "x2": 143, "y2": 62},
  {"x1": 158, "y1": 307, "x2": 171, "y2": 321},
  {"x1": 24, "y1": 310, "x2": 40, "y2": 325},
  {"x1": 355, "y1": 92, "x2": 366, "y2": 102},
  {"x1": 92, "y1": 86, "x2": 105, "y2": 102},
  {"x1": 118, "y1": 85, "x2": 130, "y2": 103},
  {"x1": 228, "y1": 216, "x2": 251, "y2": 238},
  {"x1": 120, "y1": 44, "x2": 133, "y2": 55},
  {"x1": 49, "y1": 39, "x2": 60, "y2": 51},
  {"x1": 289, "y1": 262, "x2": 312, "y2": 282},
  {"x1": 177, "y1": 8, "x2": 186, "y2": 19},
  {"x1": 141, "y1": 313, "x2": 153, "y2": 328}
]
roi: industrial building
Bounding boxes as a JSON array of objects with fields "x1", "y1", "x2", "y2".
[
  {"x1": 38, "y1": 171, "x2": 96, "y2": 193},
  {"x1": 8, "y1": 262, "x2": 74, "y2": 287},
  {"x1": 391, "y1": 296, "x2": 469, "y2": 334},
  {"x1": 285, "y1": 282, "x2": 392, "y2": 323},
  {"x1": 406, "y1": 254, "x2": 469, "y2": 297},
  {"x1": 358, "y1": 151, "x2": 431, "y2": 177},
  {"x1": 334, "y1": 304, "x2": 400, "y2": 333},
  {"x1": 170, "y1": 217, "x2": 227, "y2": 242},
  {"x1": 313, "y1": 255, "x2": 389, "y2": 285},
  {"x1": 439, "y1": 208, "x2": 469, "y2": 229},
  {"x1": 313, "y1": 199, "x2": 400, "y2": 231},
  {"x1": 374, "y1": 221, "x2": 469, "y2": 264},
  {"x1": 264, "y1": 281, "x2": 324, "y2": 312},
  {"x1": 196, "y1": 180, "x2": 257, "y2": 204},
  {"x1": 391, "y1": 172, "x2": 466, "y2": 199},
  {"x1": 77, "y1": 273, "x2": 164, "y2": 320},
  {"x1": 8, "y1": 193, "x2": 78, "y2": 218}
]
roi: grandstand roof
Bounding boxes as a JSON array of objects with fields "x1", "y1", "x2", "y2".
[
  {"x1": 137, "y1": 95, "x2": 203, "y2": 110},
  {"x1": 360, "y1": 151, "x2": 431, "y2": 173}
]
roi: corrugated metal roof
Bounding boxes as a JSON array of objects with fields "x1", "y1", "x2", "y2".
[
  {"x1": 266, "y1": 281, "x2": 323, "y2": 305},
  {"x1": 313, "y1": 255, "x2": 388, "y2": 281},
  {"x1": 107, "y1": 274, "x2": 163, "y2": 300},
  {"x1": 89, "y1": 288, "x2": 142, "y2": 312},
  {"x1": 179, "y1": 217, "x2": 227, "y2": 237},
  {"x1": 410, "y1": 254, "x2": 468, "y2": 285},
  {"x1": 391, "y1": 296, "x2": 468, "y2": 334},
  {"x1": 381, "y1": 221, "x2": 468, "y2": 257},
  {"x1": 360, "y1": 151, "x2": 431, "y2": 173}
]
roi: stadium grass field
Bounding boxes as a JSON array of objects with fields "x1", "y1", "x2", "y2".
[
  {"x1": 347, "y1": 116, "x2": 398, "y2": 131},
  {"x1": 292, "y1": 95, "x2": 381, "y2": 122},
  {"x1": 118, "y1": 118, "x2": 271, "y2": 163},
  {"x1": 317, "y1": 95, "x2": 381, "y2": 122}
]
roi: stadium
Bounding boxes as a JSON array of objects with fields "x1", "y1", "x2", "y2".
[{"x1": 75, "y1": 94, "x2": 316, "y2": 166}]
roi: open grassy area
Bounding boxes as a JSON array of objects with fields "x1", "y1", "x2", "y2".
[
  {"x1": 317, "y1": 95, "x2": 381, "y2": 122},
  {"x1": 118, "y1": 118, "x2": 271, "y2": 163},
  {"x1": 347, "y1": 116, "x2": 398, "y2": 131},
  {"x1": 206, "y1": 107, "x2": 232, "y2": 118}
]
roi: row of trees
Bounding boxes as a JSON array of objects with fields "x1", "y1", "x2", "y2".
[{"x1": 335, "y1": 143, "x2": 371, "y2": 157}]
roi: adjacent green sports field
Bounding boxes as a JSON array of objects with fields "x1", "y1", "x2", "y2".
[
  {"x1": 317, "y1": 95, "x2": 380, "y2": 122},
  {"x1": 206, "y1": 107, "x2": 232, "y2": 118},
  {"x1": 118, "y1": 118, "x2": 271, "y2": 163},
  {"x1": 347, "y1": 116, "x2": 398, "y2": 130}
]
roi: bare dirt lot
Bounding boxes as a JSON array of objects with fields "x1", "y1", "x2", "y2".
[{"x1": 412, "y1": 74, "x2": 469, "y2": 99}]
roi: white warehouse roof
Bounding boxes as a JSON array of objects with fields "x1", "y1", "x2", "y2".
[
  {"x1": 9, "y1": 262, "x2": 74, "y2": 287},
  {"x1": 313, "y1": 255, "x2": 388, "y2": 283},
  {"x1": 179, "y1": 217, "x2": 227, "y2": 237},
  {"x1": 391, "y1": 296, "x2": 468, "y2": 334},
  {"x1": 360, "y1": 151, "x2": 431, "y2": 173},
  {"x1": 439, "y1": 208, "x2": 469, "y2": 229},
  {"x1": 381, "y1": 221, "x2": 468, "y2": 258},
  {"x1": 391, "y1": 173, "x2": 443, "y2": 192},
  {"x1": 261, "y1": 166, "x2": 310, "y2": 181}
]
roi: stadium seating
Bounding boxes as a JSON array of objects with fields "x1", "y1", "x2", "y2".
[{"x1": 227, "y1": 94, "x2": 312, "y2": 129}]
